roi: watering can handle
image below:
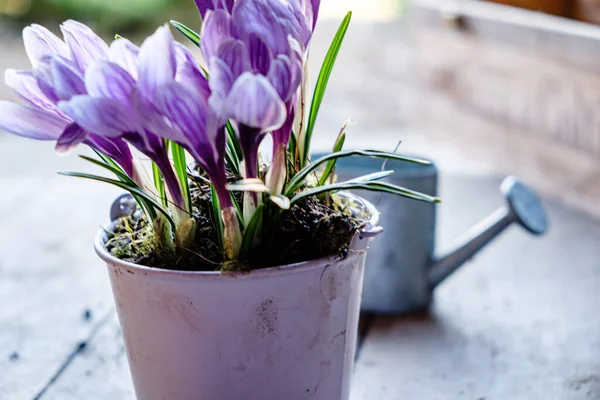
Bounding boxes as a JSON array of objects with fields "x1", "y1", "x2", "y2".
[{"x1": 428, "y1": 177, "x2": 548, "y2": 288}]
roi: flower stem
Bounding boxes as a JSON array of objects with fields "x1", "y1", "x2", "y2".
[
  {"x1": 266, "y1": 142, "x2": 287, "y2": 196},
  {"x1": 222, "y1": 207, "x2": 241, "y2": 260},
  {"x1": 152, "y1": 213, "x2": 175, "y2": 256},
  {"x1": 153, "y1": 153, "x2": 185, "y2": 212}
]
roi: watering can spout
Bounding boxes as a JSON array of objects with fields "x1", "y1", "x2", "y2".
[{"x1": 428, "y1": 177, "x2": 548, "y2": 288}]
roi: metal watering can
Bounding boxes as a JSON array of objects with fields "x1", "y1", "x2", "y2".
[{"x1": 328, "y1": 155, "x2": 549, "y2": 314}]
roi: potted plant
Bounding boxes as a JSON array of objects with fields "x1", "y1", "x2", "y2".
[{"x1": 0, "y1": 1, "x2": 439, "y2": 398}]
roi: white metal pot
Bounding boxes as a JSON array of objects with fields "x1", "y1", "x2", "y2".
[{"x1": 95, "y1": 196, "x2": 381, "y2": 400}]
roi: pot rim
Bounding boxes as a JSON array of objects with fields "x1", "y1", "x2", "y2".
[{"x1": 94, "y1": 192, "x2": 380, "y2": 279}]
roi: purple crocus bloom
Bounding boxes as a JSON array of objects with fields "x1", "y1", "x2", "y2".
[
  {"x1": 0, "y1": 22, "x2": 135, "y2": 178},
  {"x1": 194, "y1": 0, "x2": 235, "y2": 16},
  {"x1": 199, "y1": 0, "x2": 321, "y2": 181},
  {"x1": 143, "y1": 27, "x2": 232, "y2": 210},
  {"x1": 125, "y1": 25, "x2": 240, "y2": 257},
  {"x1": 57, "y1": 28, "x2": 187, "y2": 211}
]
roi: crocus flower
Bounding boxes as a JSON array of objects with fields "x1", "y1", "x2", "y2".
[
  {"x1": 139, "y1": 26, "x2": 242, "y2": 258},
  {"x1": 57, "y1": 25, "x2": 242, "y2": 258},
  {"x1": 140, "y1": 27, "x2": 230, "y2": 208},
  {"x1": 199, "y1": 0, "x2": 321, "y2": 184},
  {"x1": 0, "y1": 22, "x2": 135, "y2": 178},
  {"x1": 56, "y1": 29, "x2": 185, "y2": 212},
  {"x1": 197, "y1": 0, "x2": 321, "y2": 196}
]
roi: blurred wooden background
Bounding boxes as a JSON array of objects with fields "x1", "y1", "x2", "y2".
[
  {"x1": 488, "y1": 0, "x2": 600, "y2": 25},
  {"x1": 411, "y1": 0, "x2": 600, "y2": 220}
]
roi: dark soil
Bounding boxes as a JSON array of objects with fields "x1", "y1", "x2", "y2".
[{"x1": 105, "y1": 171, "x2": 369, "y2": 272}]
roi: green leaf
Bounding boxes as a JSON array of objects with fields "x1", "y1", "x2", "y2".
[
  {"x1": 290, "y1": 181, "x2": 440, "y2": 206},
  {"x1": 230, "y1": 192, "x2": 243, "y2": 225},
  {"x1": 210, "y1": 184, "x2": 224, "y2": 249},
  {"x1": 226, "y1": 122, "x2": 243, "y2": 159},
  {"x1": 170, "y1": 20, "x2": 200, "y2": 47},
  {"x1": 80, "y1": 154, "x2": 157, "y2": 220},
  {"x1": 171, "y1": 142, "x2": 192, "y2": 213},
  {"x1": 286, "y1": 150, "x2": 431, "y2": 196},
  {"x1": 301, "y1": 11, "x2": 352, "y2": 166},
  {"x1": 225, "y1": 122, "x2": 242, "y2": 175},
  {"x1": 288, "y1": 129, "x2": 297, "y2": 160},
  {"x1": 239, "y1": 204, "x2": 264, "y2": 260},
  {"x1": 81, "y1": 154, "x2": 132, "y2": 183},
  {"x1": 345, "y1": 170, "x2": 394, "y2": 184},
  {"x1": 318, "y1": 127, "x2": 347, "y2": 186},
  {"x1": 152, "y1": 162, "x2": 167, "y2": 207},
  {"x1": 91, "y1": 148, "x2": 125, "y2": 174},
  {"x1": 59, "y1": 172, "x2": 175, "y2": 227}
]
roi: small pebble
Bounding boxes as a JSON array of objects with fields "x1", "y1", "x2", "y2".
[{"x1": 9, "y1": 352, "x2": 19, "y2": 361}]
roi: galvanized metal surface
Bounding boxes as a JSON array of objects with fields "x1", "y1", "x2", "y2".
[
  {"x1": 332, "y1": 156, "x2": 547, "y2": 314},
  {"x1": 351, "y1": 175, "x2": 600, "y2": 400}
]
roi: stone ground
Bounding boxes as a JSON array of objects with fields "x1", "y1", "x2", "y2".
[{"x1": 0, "y1": 14, "x2": 599, "y2": 400}]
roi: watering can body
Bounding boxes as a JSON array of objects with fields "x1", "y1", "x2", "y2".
[{"x1": 329, "y1": 154, "x2": 548, "y2": 315}]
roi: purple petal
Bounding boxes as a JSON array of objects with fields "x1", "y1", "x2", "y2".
[
  {"x1": 55, "y1": 122, "x2": 87, "y2": 154},
  {"x1": 201, "y1": 9, "x2": 232, "y2": 62},
  {"x1": 109, "y1": 38, "x2": 139, "y2": 79},
  {"x1": 131, "y1": 90, "x2": 181, "y2": 143},
  {"x1": 174, "y1": 43, "x2": 210, "y2": 98},
  {"x1": 207, "y1": 57, "x2": 235, "y2": 118},
  {"x1": 156, "y1": 81, "x2": 208, "y2": 150},
  {"x1": 267, "y1": 55, "x2": 301, "y2": 102},
  {"x1": 154, "y1": 81, "x2": 225, "y2": 184},
  {"x1": 293, "y1": 0, "x2": 316, "y2": 29},
  {"x1": 0, "y1": 101, "x2": 69, "y2": 140},
  {"x1": 59, "y1": 96, "x2": 140, "y2": 137},
  {"x1": 34, "y1": 57, "x2": 59, "y2": 103},
  {"x1": 311, "y1": 0, "x2": 321, "y2": 29},
  {"x1": 247, "y1": 34, "x2": 272, "y2": 75},
  {"x1": 138, "y1": 25, "x2": 177, "y2": 99},
  {"x1": 22, "y1": 24, "x2": 70, "y2": 68},
  {"x1": 123, "y1": 130, "x2": 164, "y2": 161},
  {"x1": 232, "y1": 0, "x2": 311, "y2": 54},
  {"x1": 4, "y1": 69, "x2": 61, "y2": 115},
  {"x1": 225, "y1": 72, "x2": 286, "y2": 131},
  {"x1": 237, "y1": 125, "x2": 264, "y2": 179},
  {"x1": 86, "y1": 135, "x2": 134, "y2": 177},
  {"x1": 272, "y1": 101, "x2": 296, "y2": 148},
  {"x1": 217, "y1": 39, "x2": 251, "y2": 79},
  {"x1": 60, "y1": 20, "x2": 109, "y2": 71},
  {"x1": 194, "y1": 0, "x2": 234, "y2": 18},
  {"x1": 85, "y1": 61, "x2": 136, "y2": 104},
  {"x1": 50, "y1": 57, "x2": 86, "y2": 100}
]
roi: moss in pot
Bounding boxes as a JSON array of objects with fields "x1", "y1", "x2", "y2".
[{"x1": 0, "y1": 1, "x2": 440, "y2": 398}]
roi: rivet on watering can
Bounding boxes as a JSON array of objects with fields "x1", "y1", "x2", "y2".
[{"x1": 428, "y1": 176, "x2": 548, "y2": 287}]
